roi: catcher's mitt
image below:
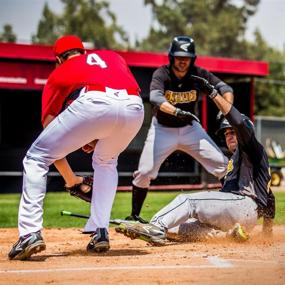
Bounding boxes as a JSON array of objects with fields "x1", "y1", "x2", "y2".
[{"x1": 65, "y1": 176, "x2": 93, "y2": 203}]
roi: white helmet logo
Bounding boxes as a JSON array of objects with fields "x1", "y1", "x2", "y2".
[{"x1": 180, "y1": 43, "x2": 190, "y2": 51}]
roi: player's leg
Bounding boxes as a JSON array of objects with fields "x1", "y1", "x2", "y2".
[
  {"x1": 179, "y1": 121, "x2": 228, "y2": 180},
  {"x1": 151, "y1": 191, "x2": 258, "y2": 232},
  {"x1": 84, "y1": 96, "x2": 144, "y2": 251},
  {"x1": 129, "y1": 118, "x2": 178, "y2": 219},
  {"x1": 10, "y1": 109, "x2": 98, "y2": 259},
  {"x1": 18, "y1": 94, "x2": 117, "y2": 237},
  {"x1": 43, "y1": 114, "x2": 87, "y2": 191},
  {"x1": 11, "y1": 92, "x2": 143, "y2": 258},
  {"x1": 166, "y1": 219, "x2": 226, "y2": 242}
]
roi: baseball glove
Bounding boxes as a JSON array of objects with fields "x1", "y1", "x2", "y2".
[{"x1": 65, "y1": 176, "x2": 93, "y2": 203}]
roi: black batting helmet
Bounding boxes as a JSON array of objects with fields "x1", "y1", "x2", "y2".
[
  {"x1": 216, "y1": 114, "x2": 254, "y2": 138},
  {"x1": 216, "y1": 117, "x2": 232, "y2": 138},
  {"x1": 168, "y1": 36, "x2": 196, "y2": 65}
]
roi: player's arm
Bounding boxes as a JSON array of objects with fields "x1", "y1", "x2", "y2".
[
  {"x1": 42, "y1": 115, "x2": 83, "y2": 187},
  {"x1": 150, "y1": 69, "x2": 199, "y2": 122},
  {"x1": 193, "y1": 75, "x2": 261, "y2": 157},
  {"x1": 149, "y1": 68, "x2": 176, "y2": 115},
  {"x1": 150, "y1": 90, "x2": 199, "y2": 122},
  {"x1": 213, "y1": 94, "x2": 259, "y2": 153},
  {"x1": 42, "y1": 114, "x2": 56, "y2": 128},
  {"x1": 150, "y1": 89, "x2": 176, "y2": 115},
  {"x1": 196, "y1": 67, "x2": 234, "y2": 104},
  {"x1": 221, "y1": 91, "x2": 234, "y2": 104}
]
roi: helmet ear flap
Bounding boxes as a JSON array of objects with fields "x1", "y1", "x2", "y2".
[{"x1": 216, "y1": 118, "x2": 232, "y2": 139}]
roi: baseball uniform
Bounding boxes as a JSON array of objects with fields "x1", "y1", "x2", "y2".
[
  {"x1": 150, "y1": 106, "x2": 275, "y2": 238},
  {"x1": 19, "y1": 50, "x2": 144, "y2": 237}
]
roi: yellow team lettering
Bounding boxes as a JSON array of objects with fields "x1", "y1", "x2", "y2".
[
  {"x1": 267, "y1": 167, "x2": 271, "y2": 191},
  {"x1": 165, "y1": 90, "x2": 197, "y2": 105},
  {"x1": 226, "y1": 159, "x2": 234, "y2": 174}
]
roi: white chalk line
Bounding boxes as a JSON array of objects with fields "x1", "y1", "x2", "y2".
[
  {"x1": 0, "y1": 256, "x2": 232, "y2": 274},
  {"x1": 207, "y1": 256, "x2": 233, "y2": 268}
]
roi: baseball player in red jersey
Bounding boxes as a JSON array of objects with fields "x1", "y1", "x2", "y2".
[{"x1": 8, "y1": 35, "x2": 144, "y2": 260}]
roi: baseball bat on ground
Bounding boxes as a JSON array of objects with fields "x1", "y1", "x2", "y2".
[
  {"x1": 61, "y1": 210, "x2": 89, "y2": 219},
  {"x1": 60, "y1": 210, "x2": 124, "y2": 225}
]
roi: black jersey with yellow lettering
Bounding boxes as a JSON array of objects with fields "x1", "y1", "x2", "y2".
[
  {"x1": 150, "y1": 64, "x2": 233, "y2": 127},
  {"x1": 221, "y1": 107, "x2": 275, "y2": 218}
]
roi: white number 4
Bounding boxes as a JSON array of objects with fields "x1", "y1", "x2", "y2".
[{"x1": 87, "y1": 53, "x2": 107, "y2": 68}]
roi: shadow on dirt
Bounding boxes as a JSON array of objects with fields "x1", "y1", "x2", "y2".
[
  {"x1": 20, "y1": 248, "x2": 149, "y2": 261},
  {"x1": 67, "y1": 248, "x2": 150, "y2": 257}
]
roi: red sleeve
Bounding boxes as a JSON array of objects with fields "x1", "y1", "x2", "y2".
[
  {"x1": 41, "y1": 77, "x2": 74, "y2": 125},
  {"x1": 41, "y1": 62, "x2": 79, "y2": 125}
]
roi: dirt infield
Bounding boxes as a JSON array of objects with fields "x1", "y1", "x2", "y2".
[{"x1": 0, "y1": 226, "x2": 285, "y2": 285}]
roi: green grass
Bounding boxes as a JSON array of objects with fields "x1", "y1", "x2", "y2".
[{"x1": 0, "y1": 191, "x2": 284, "y2": 228}]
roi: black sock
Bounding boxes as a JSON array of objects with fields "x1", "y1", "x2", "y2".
[{"x1": 131, "y1": 185, "x2": 149, "y2": 216}]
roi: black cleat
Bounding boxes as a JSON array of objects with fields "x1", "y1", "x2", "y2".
[
  {"x1": 8, "y1": 231, "x2": 46, "y2": 260},
  {"x1": 87, "y1": 228, "x2": 110, "y2": 253},
  {"x1": 125, "y1": 215, "x2": 149, "y2": 224}
]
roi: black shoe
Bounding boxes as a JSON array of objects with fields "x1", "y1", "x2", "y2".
[
  {"x1": 125, "y1": 215, "x2": 149, "y2": 224},
  {"x1": 87, "y1": 228, "x2": 110, "y2": 253},
  {"x1": 8, "y1": 231, "x2": 46, "y2": 260}
]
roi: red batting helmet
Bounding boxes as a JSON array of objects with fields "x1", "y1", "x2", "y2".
[{"x1": 53, "y1": 35, "x2": 85, "y2": 57}]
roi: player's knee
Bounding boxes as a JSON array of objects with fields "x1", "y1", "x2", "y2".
[
  {"x1": 175, "y1": 194, "x2": 188, "y2": 203},
  {"x1": 22, "y1": 154, "x2": 49, "y2": 173},
  {"x1": 212, "y1": 167, "x2": 227, "y2": 180},
  {"x1": 132, "y1": 169, "x2": 156, "y2": 188},
  {"x1": 208, "y1": 158, "x2": 228, "y2": 179},
  {"x1": 92, "y1": 155, "x2": 117, "y2": 167},
  {"x1": 136, "y1": 167, "x2": 157, "y2": 180}
]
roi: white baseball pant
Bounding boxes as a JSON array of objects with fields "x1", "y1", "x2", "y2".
[
  {"x1": 151, "y1": 191, "x2": 258, "y2": 233},
  {"x1": 18, "y1": 89, "x2": 144, "y2": 236},
  {"x1": 133, "y1": 117, "x2": 228, "y2": 188}
]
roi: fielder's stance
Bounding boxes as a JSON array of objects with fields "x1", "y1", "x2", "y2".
[
  {"x1": 8, "y1": 35, "x2": 144, "y2": 260},
  {"x1": 117, "y1": 76, "x2": 275, "y2": 244},
  {"x1": 127, "y1": 36, "x2": 233, "y2": 222}
]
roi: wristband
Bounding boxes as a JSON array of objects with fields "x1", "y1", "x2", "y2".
[{"x1": 173, "y1": 108, "x2": 180, "y2": 116}]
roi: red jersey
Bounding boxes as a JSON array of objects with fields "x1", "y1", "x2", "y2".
[{"x1": 41, "y1": 50, "x2": 140, "y2": 124}]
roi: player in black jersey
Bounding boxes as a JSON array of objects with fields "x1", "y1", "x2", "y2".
[
  {"x1": 116, "y1": 76, "x2": 275, "y2": 244},
  {"x1": 127, "y1": 36, "x2": 234, "y2": 222}
]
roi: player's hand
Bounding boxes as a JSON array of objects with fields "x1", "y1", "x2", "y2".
[
  {"x1": 174, "y1": 108, "x2": 200, "y2": 125},
  {"x1": 191, "y1": 75, "x2": 218, "y2": 99},
  {"x1": 216, "y1": 110, "x2": 224, "y2": 125}
]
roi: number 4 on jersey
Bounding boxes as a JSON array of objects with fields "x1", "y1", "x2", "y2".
[{"x1": 87, "y1": 53, "x2": 107, "y2": 68}]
